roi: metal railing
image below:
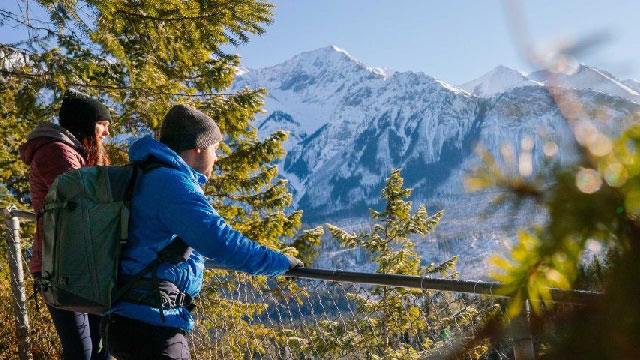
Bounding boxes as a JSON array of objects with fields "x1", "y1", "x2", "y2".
[
  {"x1": 3, "y1": 206, "x2": 601, "y2": 359},
  {"x1": 262, "y1": 266, "x2": 599, "y2": 305}
]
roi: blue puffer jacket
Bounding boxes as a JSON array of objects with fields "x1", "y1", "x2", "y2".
[{"x1": 109, "y1": 136, "x2": 290, "y2": 331}]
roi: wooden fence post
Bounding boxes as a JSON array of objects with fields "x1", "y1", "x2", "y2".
[
  {"x1": 512, "y1": 300, "x2": 535, "y2": 360},
  {"x1": 3, "y1": 205, "x2": 32, "y2": 360}
]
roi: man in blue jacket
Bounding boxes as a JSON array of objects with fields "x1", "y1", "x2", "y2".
[{"x1": 104, "y1": 104, "x2": 303, "y2": 359}]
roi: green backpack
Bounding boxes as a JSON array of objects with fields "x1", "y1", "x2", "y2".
[{"x1": 39, "y1": 164, "x2": 140, "y2": 314}]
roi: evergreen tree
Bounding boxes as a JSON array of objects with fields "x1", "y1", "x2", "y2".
[
  {"x1": 0, "y1": 1, "x2": 322, "y2": 357},
  {"x1": 314, "y1": 169, "x2": 495, "y2": 359}
]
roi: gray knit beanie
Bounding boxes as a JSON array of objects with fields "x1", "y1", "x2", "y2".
[{"x1": 160, "y1": 104, "x2": 223, "y2": 153}]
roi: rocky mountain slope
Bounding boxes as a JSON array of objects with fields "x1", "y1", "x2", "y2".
[{"x1": 232, "y1": 46, "x2": 640, "y2": 276}]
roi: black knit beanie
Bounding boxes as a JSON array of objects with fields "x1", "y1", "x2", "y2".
[
  {"x1": 160, "y1": 104, "x2": 223, "y2": 153},
  {"x1": 59, "y1": 89, "x2": 111, "y2": 141}
]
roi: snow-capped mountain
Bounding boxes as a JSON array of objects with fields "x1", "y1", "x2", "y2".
[
  {"x1": 232, "y1": 46, "x2": 640, "y2": 276},
  {"x1": 234, "y1": 46, "x2": 637, "y2": 216},
  {"x1": 458, "y1": 65, "x2": 542, "y2": 97},
  {"x1": 458, "y1": 63, "x2": 640, "y2": 103},
  {"x1": 623, "y1": 79, "x2": 640, "y2": 94},
  {"x1": 233, "y1": 46, "x2": 389, "y2": 146},
  {"x1": 529, "y1": 65, "x2": 640, "y2": 103}
]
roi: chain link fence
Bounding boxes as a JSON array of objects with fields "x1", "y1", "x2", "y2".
[
  {"x1": 2, "y1": 207, "x2": 599, "y2": 359},
  {"x1": 188, "y1": 269, "x2": 510, "y2": 359}
]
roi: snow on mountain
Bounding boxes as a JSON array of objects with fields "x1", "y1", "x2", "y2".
[
  {"x1": 231, "y1": 47, "x2": 640, "y2": 276},
  {"x1": 234, "y1": 47, "x2": 637, "y2": 216},
  {"x1": 530, "y1": 65, "x2": 640, "y2": 103},
  {"x1": 461, "y1": 64, "x2": 640, "y2": 104},
  {"x1": 622, "y1": 79, "x2": 640, "y2": 94},
  {"x1": 458, "y1": 65, "x2": 542, "y2": 96},
  {"x1": 232, "y1": 46, "x2": 388, "y2": 142},
  {"x1": 367, "y1": 66, "x2": 396, "y2": 79},
  {"x1": 234, "y1": 47, "x2": 483, "y2": 205}
]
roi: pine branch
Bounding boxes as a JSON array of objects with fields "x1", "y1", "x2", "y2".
[
  {"x1": 115, "y1": 8, "x2": 223, "y2": 23},
  {"x1": 0, "y1": 69, "x2": 234, "y2": 96},
  {"x1": 0, "y1": 9, "x2": 56, "y2": 35}
]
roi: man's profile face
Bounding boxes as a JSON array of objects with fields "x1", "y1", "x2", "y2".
[{"x1": 194, "y1": 142, "x2": 219, "y2": 179}]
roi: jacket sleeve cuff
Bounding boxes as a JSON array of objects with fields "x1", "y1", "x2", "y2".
[{"x1": 271, "y1": 252, "x2": 291, "y2": 276}]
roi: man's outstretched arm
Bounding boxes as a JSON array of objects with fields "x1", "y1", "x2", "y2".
[{"x1": 157, "y1": 172, "x2": 300, "y2": 276}]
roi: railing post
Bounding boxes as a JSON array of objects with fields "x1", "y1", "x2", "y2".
[
  {"x1": 512, "y1": 300, "x2": 535, "y2": 360},
  {"x1": 3, "y1": 205, "x2": 32, "y2": 360}
]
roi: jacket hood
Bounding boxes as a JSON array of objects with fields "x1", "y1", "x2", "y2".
[
  {"x1": 129, "y1": 136, "x2": 207, "y2": 185},
  {"x1": 19, "y1": 122, "x2": 85, "y2": 165}
]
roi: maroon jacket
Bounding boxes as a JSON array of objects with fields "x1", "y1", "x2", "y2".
[{"x1": 19, "y1": 122, "x2": 87, "y2": 274}]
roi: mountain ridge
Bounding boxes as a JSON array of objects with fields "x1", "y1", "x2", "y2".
[
  {"x1": 232, "y1": 46, "x2": 639, "y2": 221},
  {"x1": 458, "y1": 65, "x2": 541, "y2": 97},
  {"x1": 231, "y1": 46, "x2": 640, "y2": 275}
]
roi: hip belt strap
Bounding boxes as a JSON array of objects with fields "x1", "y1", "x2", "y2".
[{"x1": 117, "y1": 276, "x2": 196, "y2": 312}]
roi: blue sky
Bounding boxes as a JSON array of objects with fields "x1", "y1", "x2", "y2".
[
  {"x1": 2, "y1": 1, "x2": 638, "y2": 85},
  {"x1": 230, "y1": 0, "x2": 640, "y2": 85}
]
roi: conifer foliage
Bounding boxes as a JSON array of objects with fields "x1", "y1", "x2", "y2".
[
  {"x1": 0, "y1": 1, "x2": 322, "y2": 357},
  {"x1": 322, "y1": 169, "x2": 494, "y2": 359},
  {"x1": 328, "y1": 169, "x2": 448, "y2": 277},
  {"x1": 466, "y1": 93, "x2": 640, "y2": 358}
]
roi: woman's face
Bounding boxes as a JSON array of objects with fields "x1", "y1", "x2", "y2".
[{"x1": 95, "y1": 120, "x2": 110, "y2": 143}]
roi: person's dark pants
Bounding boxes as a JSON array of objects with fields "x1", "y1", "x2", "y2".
[
  {"x1": 46, "y1": 304, "x2": 111, "y2": 360},
  {"x1": 103, "y1": 314, "x2": 191, "y2": 360}
]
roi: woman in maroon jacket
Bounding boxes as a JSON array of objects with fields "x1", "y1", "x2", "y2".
[{"x1": 19, "y1": 90, "x2": 111, "y2": 360}]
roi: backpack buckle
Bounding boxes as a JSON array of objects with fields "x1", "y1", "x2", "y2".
[
  {"x1": 176, "y1": 292, "x2": 186, "y2": 307},
  {"x1": 175, "y1": 292, "x2": 193, "y2": 309}
]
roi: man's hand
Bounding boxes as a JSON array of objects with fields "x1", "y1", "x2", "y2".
[{"x1": 286, "y1": 255, "x2": 304, "y2": 270}]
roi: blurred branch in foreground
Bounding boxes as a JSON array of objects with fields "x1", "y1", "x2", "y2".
[{"x1": 453, "y1": 0, "x2": 640, "y2": 358}]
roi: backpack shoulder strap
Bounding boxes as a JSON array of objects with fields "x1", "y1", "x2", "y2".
[
  {"x1": 114, "y1": 159, "x2": 182, "y2": 316},
  {"x1": 123, "y1": 160, "x2": 170, "y2": 205},
  {"x1": 138, "y1": 161, "x2": 167, "y2": 173}
]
